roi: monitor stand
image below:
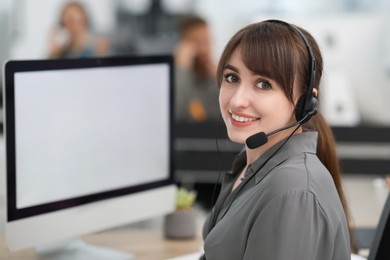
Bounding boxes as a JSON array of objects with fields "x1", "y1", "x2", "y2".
[{"x1": 36, "y1": 239, "x2": 133, "y2": 260}]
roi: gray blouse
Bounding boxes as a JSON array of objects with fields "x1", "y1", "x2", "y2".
[{"x1": 201, "y1": 132, "x2": 351, "y2": 260}]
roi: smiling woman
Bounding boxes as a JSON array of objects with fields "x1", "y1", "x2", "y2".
[{"x1": 200, "y1": 20, "x2": 352, "y2": 260}]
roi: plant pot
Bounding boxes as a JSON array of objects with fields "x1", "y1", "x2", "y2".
[{"x1": 164, "y1": 208, "x2": 197, "y2": 239}]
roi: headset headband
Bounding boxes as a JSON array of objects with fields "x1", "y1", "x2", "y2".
[{"x1": 264, "y1": 19, "x2": 317, "y2": 118}]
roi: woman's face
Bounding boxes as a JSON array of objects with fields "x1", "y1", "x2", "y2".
[
  {"x1": 184, "y1": 25, "x2": 211, "y2": 62},
  {"x1": 219, "y1": 47, "x2": 296, "y2": 145},
  {"x1": 62, "y1": 5, "x2": 87, "y2": 35}
]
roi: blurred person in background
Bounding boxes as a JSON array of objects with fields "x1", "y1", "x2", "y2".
[
  {"x1": 48, "y1": 1, "x2": 112, "y2": 58},
  {"x1": 174, "y1": 15, "x2": 220, "y2": 123}
]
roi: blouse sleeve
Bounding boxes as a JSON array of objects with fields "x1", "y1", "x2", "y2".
[{"x1": 243, "y1": 190, "x2": 345, "y2": 260}]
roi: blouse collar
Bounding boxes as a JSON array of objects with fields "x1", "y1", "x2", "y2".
[{"x1": 228, "y1": 131, "x2": 318, "y2": 184}]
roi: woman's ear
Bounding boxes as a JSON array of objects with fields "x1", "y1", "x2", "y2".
[{"x1": 312, "y1": 88, "x2": 318, "y2": 98}]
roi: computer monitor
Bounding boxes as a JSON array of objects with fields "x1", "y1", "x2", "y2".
[
  {"x1": 368, "y1": 192, "x2": 390, "y2": 260},
  {"x1": 1, "y1": 56, "x2": 176, "y2": 258}
]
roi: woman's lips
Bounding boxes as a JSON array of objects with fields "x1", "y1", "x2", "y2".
[{"x1": 229, "y1": 110, "x2": 260, "y2": 127}]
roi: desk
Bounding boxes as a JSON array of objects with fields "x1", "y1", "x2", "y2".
[
  {"x1": 343, "y1": 175, "x2": 389, "y2": 228},
  {"x1": 0, "y1": 224, "x2": 203, "y2": 260}
]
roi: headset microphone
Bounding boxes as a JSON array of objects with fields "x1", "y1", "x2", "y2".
[
  {"x1": 245, "y1": 120, "x2": 301, "y2": 150},
  {"x1": 245, "y1": 105, "x2": 317, "y2": 149},
  {"x1": 246, "y1": 132, "x2": 268, "y2": 149}
]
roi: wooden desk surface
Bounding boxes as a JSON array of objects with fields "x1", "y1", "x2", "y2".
[{"x1": 0, "y1": 225, "x2": 203, "y2": 260}]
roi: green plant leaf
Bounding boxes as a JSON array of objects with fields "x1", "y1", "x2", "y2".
[{"x1": 176, "y1": 187, "x2": 197, "y2": 210}]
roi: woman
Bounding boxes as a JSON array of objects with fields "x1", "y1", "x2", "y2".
[
  {"x1": 201, "y1": 20, "x2": 351, "y2": 260},
  {"x1": 48, "y1": 1, "x2": 112, "y2": 58},
  {"x1": 174, "y1": 15, "x2": 220, "y2": 123}
]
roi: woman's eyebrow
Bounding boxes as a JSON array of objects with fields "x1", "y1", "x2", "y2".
[
  {"x1": 224, "y1": 64, "x2": 239, "y2": 73},
  {"x1": 225, "y1": 64, "x2": 265, "y2": 78},
  {"x1": 224, "y1": 64, "x2": 271, "y2": 81}
]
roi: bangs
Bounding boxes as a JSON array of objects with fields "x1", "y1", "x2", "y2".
[{"x1": 240, "y1": 23, "x2": 299, "y2": 102}]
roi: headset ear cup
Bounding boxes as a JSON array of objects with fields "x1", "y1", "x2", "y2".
[
  {"x1": 295, "y1": 96, "x2": 318, "y2": 123},
  {"x1": 309, "y1": 96, "x2": 318, "y2": 114}
]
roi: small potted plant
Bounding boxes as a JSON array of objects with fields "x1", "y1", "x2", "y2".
[{"x1": 164, "y1": 187, "x2": 197, "y2": 239}]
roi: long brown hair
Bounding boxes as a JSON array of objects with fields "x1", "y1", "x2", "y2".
[{"x1": 217, "y1": 20, "x2": 355, "y2": 251}]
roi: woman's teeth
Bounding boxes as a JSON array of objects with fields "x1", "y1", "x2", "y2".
[{"x1": 231, "y1": 113, "x2": 258, "y2": 122}]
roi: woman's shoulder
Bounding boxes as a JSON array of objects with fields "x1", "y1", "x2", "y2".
[
  {"x1": 259, "y1": 153, "x2": 344, "y2": 220},
  {"x1": 262, "y1": 153, "x2": 338, "y2": 202}
]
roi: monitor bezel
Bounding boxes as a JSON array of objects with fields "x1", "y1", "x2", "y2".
[
  {"x1": 4, "y1": 55, "x2": 175, "y2": 222},
  {"x1": 368, "y1": 192, "x2": 390, "y2": 260}
]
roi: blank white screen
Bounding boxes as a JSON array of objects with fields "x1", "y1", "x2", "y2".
[{"x1": 14, "y1": 64, "x2": 170, "y2": 209}]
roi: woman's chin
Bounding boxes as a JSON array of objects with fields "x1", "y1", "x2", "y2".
[{"x1": 227, "y1": 133, "x2": 250, "y2": 145}]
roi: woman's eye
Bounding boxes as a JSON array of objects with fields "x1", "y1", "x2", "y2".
[
  {"x1": 224, "y1": 74, "x2": 239, "y2": 83},
  {"x1": 256, "y1": 80, "x2": 272, "y2": 90}
]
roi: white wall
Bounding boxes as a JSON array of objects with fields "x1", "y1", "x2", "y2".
[{"x1": 194, "y1": 0, "x2": 347, "y2": 61}]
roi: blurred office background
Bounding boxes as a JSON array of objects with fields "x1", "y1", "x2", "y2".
[
  {"x1": 0, "y1": 0, "x2": 390, "y2": 125},
  {"x1": 1, "y1": 0, "x2": 390, "y2": 251}
]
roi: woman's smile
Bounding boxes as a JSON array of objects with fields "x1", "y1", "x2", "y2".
[{"x1": 229, "y1": 110, "x2": 260, "y2": 127}]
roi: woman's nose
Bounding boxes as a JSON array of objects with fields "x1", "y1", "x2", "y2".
[{"x1": 229, "y1": 84, "x2": 251, "y2": 109}]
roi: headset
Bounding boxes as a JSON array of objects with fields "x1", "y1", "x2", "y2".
[
  {"x1": 285, "y1": 21, "x2": 318, "y2": 124},
  {"x1": 267, "y1": 19, "x2": 318, "y2": 123}
]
